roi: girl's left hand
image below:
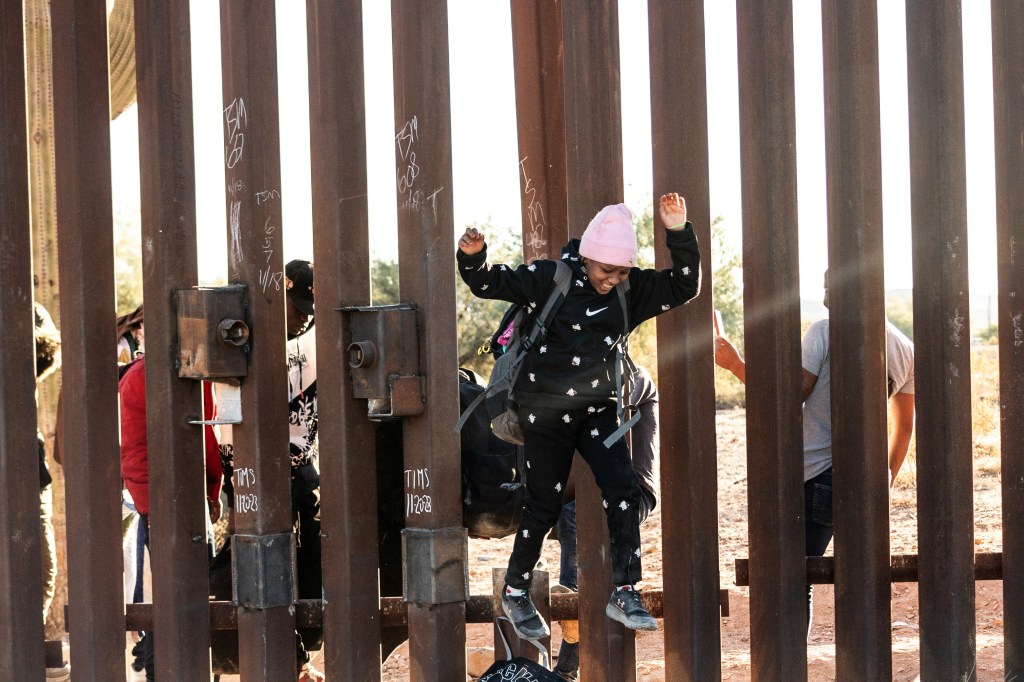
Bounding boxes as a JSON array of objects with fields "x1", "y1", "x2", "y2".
[{"x1": 658, "y1": 192, "x2": 687, "y2": 229}]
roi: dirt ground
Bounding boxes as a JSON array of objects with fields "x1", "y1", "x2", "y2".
[{"x1": 382, "y1": 408, "x2": 1005, "y2": 681}]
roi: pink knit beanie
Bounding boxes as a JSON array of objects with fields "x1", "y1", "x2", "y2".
[{"x1": 579, "y1": 203, "x2": 637, "y2": 267}]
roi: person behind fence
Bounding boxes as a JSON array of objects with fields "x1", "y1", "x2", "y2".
[
  {"x1": 33, "y1": 302, "x2": 71, "y2": 681},
  {"x1": 213, "y1": 259, "x2": 324, "y2": 682},
  {"x1": 456, "y1": 192, "x2": 700, "y2": 640},
  {"x1": 118, "y1": 355, "x2": 223, "y2": 680},
  {"x1": 712, "y1": 270, "x2": 915, "y2": 634},
  {"x1": 115, "y1": 304, "x2": 150, "y2": 675},
  {"x1": 283, "y1": 258, "x2": 326, "y2": 681},
  {"x1": 551, "y1": 363, "x2": 660, "y2": 680},
  {"x1": 116, "y1": 304, "x2": 145, "y2": 365}
]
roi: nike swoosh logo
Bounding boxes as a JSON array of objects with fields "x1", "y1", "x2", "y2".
[{"x1": 585, "y1": 307, "x2": 609, "y2": 316}]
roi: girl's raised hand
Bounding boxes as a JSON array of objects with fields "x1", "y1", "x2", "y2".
[
  {"x1": 658, "y1": 192, "x2": 687, "y2": 230},
  {"x1": 458, "y1": 227, "x2": 485, "y2": 255}
]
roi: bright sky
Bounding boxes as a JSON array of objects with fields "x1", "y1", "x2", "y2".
[{"x1": 110, "y1": 0, "x2": 998, "y2": 304}]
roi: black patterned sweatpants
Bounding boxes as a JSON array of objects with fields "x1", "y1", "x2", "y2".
[{"x1": 504, "y1": 404, "x2": 643, "y2": 590}]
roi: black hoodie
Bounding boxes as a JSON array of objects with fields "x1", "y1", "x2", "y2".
[{"x1": 457, "y1": 223, "x2": 700, "y2": 408}]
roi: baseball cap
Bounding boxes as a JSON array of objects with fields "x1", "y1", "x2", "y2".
[{"x1": 285, "y1": 259, "x2": 315, "y2": 316}]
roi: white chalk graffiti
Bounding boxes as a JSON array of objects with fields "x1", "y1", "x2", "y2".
[
  {"x1": 404, "y1": 468, "x2": 432, "y2": 516},
  {"x1": 224, "y1": 98, "x2": 247, "y2": 169},
  {"x1": 255, "y1": 189, "x2": 281, "y2": 205},
  {"x1": 395, "y1": 115, "x2": 444, "y2": 219},
  {"x1": 519, "y1": 157, "x2": 548, "y2": 260},
  {"x1": 234, "y1": 467, "x2": 259, "y2": 514},
  {"x1": 257, "y1": 216, "x2": 283, "y2": 293},
  {"x1": 229, "y1": 200, "x2": 243, "y2": 269}
]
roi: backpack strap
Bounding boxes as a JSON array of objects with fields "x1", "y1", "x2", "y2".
[
  {"x1": 454, "y1": 261, "x2": 572, "y2": 435},
  {"x1": 493, "y1": 616, "x2": 552, "y2": 668},
  {"x1": 521, "y1": 260, "x2": 572, "y2": 353},
  {"x1": 454, "y1": 384, "x2": 488, "y2": 433},
  {"x1": 603, "y1": 351, "x2": 641, "y2": 447},
  {"x1": 602, "y1": 280, "x2": 640, "y2": 448},
  {"x1": 615, "y1": 277, "x2": 630, "y2": 329},
  {"x1": 508, "y1": 260, "x2": 571, "y2": 386}
]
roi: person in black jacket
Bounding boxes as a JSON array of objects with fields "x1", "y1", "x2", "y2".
[{"x1": 456, "y1": 192, "x2": 700, "y2": 640}]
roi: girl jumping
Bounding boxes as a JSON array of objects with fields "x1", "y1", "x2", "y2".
[{"x1": 456, "y1": 192, "x2": 700, "y2": 639}]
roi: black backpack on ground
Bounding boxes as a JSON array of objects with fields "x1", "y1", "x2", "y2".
[{"x1": 459, "y1": 368, "x2": 526, "y2": 539}]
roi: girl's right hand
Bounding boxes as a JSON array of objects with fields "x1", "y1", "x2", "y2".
[
  {"x1": 458, "y1": 227, "x2": 485, "y2": 255},
  {"x1": 658, "y1": 192, "x2": 687, "y2": 229}
]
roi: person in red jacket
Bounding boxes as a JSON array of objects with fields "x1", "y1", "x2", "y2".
[
  {"x1": 118, "y1": 355, "x2": 222, "y2": 680},
  {"x1": 119, "y1": 356, "x2": 222, "y2": 519}
]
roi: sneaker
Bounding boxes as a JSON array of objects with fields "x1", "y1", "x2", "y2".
[
  {"x1": 553, "y1": 639, "x2": 579, "y2": 680},
  {"x1": 131, "y1": 632, "x2": 152, "y2": 672},
  {"x1": 501, "y1": 588, "x2": 551, "y2": 640},
  {"x1": 606, "y1": 587, "x2": 658, "y2": 631}
]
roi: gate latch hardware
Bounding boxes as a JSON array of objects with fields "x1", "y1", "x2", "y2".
[
  {"x1": 176, "y1": 285, "x2": 250, "y2": 425},
  {"x1": 341, "y1": 303, "x2": 425, "y2": 419},
  {"x1": 176, "y1": 285, "x2": 250, "y2": 383}
]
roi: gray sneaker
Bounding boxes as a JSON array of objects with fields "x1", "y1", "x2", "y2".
[
  {"x1": 606, "y1": 588, "x2": 658, "y2": 631},
  {"x1": 501, "y1": 588, "x2": 551, "y2": 640}
]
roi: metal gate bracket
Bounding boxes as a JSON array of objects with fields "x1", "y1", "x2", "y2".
[
  {"x1": 176, "y1": 285, "x2": 250, "y2": 384},
  {"x1": 341, "y1": 304, "x2": 425, "y2": 418},
  {"x1": 402, "y1": 526, "x2": 468, "y2": 605},
  {"x1": 231, "y1": 533, "x2": 297, "y2": 609}
]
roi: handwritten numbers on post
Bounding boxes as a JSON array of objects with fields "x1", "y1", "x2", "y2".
[
  {"x1": 224, "y1": 97, "x2": 248, "y2": 270},
  {"x1": 234, "y1": 467, "x2": 259, "y2": 514},
  {"x1": 396, "y1": 115, "x2": 420, "y2": 194},
  {"x1": 257, "y1": 217, "x2": 283, "y2": 293},
  {"x1": 224, "y1": 98, "x2": 247, "y2": 169},
  {"x1": 235, "y1": 494, "x2": 259, "y2": 514},
  {"x1": 406, "y1": 494, "x2": 432, "y2": 516},
  {"x1": 395, "y1": 115, "x2": 445, "y2": 218},
  {"x1": 404, "y1": 468, "x2": 433, "y2": 516},
  {"x1": 222, "y1": 97, "x2": 283, "y2": 295}
]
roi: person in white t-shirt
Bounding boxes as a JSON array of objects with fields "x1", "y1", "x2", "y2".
[
  {"x1": 713, "y1": 271, "x2": 915, "y2": 631},
  {"x1": 215, "y1": 259, "x2": 323, "y2": 682},
  {"x1": 283, "y1": 259, "x2": 324, "y2": 682}
]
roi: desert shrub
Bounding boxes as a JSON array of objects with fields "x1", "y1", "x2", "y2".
[
  {"x1": 892, "y1": 444, "x2": 918, "y2": 490},
  {"x1": 893, "y1": 345, "x2": 1001, "y2": 490},
  {"x1": 971, "y1": 346, "x2": 1000, "y2": 468},
  {"x1": 885, "y1": 293, "x2": 914, "y2": 340},
  {"x1": 976, "y1": 323, "x2": 998, "y2": 344},
  {"x1": 714, "y1": 368, "x2": 746, "y2": 409}
]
